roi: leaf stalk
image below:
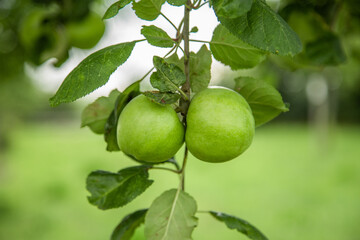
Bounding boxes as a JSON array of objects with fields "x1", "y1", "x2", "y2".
[
  {"x1": 150, "y1": 167, "x2": 180, "y2": 174},
  {"x1": 160, "y1": 12, "x2": 178, "y2": 31}
]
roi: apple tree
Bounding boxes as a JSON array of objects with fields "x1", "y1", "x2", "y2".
[{"x1": 49, "y1": 0, "x2": 304, "y2": 239}]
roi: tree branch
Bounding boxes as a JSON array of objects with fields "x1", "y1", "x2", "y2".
[{"x1": 179, "y1": 0, "x2": 192, "y2": 191}]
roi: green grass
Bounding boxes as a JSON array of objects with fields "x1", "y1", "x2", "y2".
[{"x1": 0, "y1": 123, "x2": 359, "y2": 240}]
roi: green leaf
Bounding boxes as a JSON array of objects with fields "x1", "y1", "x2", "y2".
[
  {"x1": 141, "y1": 25, "x2": 174, "y2": 48},
  {"x1": 144, "y1": 189, "x2": 198, "y2": 240},
  {"x1": 281, "y1": 6, "x2": 327, "y2": 44},
  {"x1": 210, "y1": 24, "x2": 266, "y2": 70},
  {"x1": 190, "y1": 26, "x2": 199, "y2": 33},
  {"x1": 235, "y1": 77, "x2": 288, "y2": 127},
  {"x1": 111, "y1": 209, "x2": 147, "y2": 240},
  {"x1": 210, "y1": 211, "x2": 268, "y2": 240},
  {"x1": 215, "y1": 0, "x2": 302, "y2": 56},
  {"x1": 165, "y1": 52, "x2": 183, "y2": 67},
  {"x1": 81, "y1": 89, "x2": 120, "y2": 134},
  {"x1": 103, "y1": 0, "x2": 133, "y2": 19},
  {"x1": 150, "y1": 56, "x2": 186, "y2": 93},
  {"x1": 49, "y1": 42, "x2": 136, "y2": 107},
  {"x1": 143, "y1": 91, "x2": 181, "y2": 105},
  {"x1": 305, "y1": 33, "x2": 346, "y2": 66},
  {"x1": 104, "y1": 82, "x2": 140, "y2": 152},
  {"x1": 167, "y1": 0, "x2": 186, "y2": 6},
  {"x1": 166, "y1": 49, "x2": 211, "y2": 93},
  {"x1": 189, "y1": 45, "x2": 212, "y2": 92},
  {"x1": 132, "y1": 0, "x2": 165, "y2": 21},
  {"x1": 212, "y1": 0, "x2": 252, "y2": 19},
  {"x1": 86, "y1": 166, "x2": 153, "y2": 210}
]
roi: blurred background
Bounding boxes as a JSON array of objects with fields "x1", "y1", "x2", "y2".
[{"x1": 0, "y1": 0, "x2": 359, "y2": 239}]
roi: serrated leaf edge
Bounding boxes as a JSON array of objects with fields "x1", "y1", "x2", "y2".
[{"x1": 49, "y1": 41, "x2": 136, "y2": 107}]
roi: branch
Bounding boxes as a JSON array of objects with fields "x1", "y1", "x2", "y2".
[{"x1": 178, "y1": 0, "x2": 192, "y2": 191}]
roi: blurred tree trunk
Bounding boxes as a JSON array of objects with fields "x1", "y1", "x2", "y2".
[
  {"x1": 306, "y1": 73, "x2": 331, "y2": 151},
  {"x1": 0, "y1": 121, "x2": 9, "y2": 153}
]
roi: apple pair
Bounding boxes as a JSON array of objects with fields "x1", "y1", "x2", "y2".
[{"x1": 117, "y1": 87, "x2": 255, "y2": 163}]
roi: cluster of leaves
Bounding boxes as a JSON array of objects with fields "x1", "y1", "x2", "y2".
[{"x1": 49, "y1": 0, "x2": 304, "y2": 239}]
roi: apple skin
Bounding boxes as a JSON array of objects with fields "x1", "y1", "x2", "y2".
[
  {"x1": 117, "y1": 95, "x2": 184, "y2": 163},
  {"x1": 65, "y1": 12, "x2": 105, "y2": 49},
  {"x1": 88, "y1": 120, "x2": 107, "y2": 134},
  {"x1": 185, "y1": 87, "x2": 255, "y2": 163}
]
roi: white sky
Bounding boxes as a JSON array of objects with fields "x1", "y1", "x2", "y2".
[{"x1": 26, "y1": 3, "x2": 229, "y2": 103}]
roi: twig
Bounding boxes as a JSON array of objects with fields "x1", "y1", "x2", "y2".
[
  {"x1": 150, "y1": 167, "x2": 180, "y2": 174},
  {"x1": 178, "y1": 0, "x2": 192, "y2": 191},
  {"x1": 161, "y1": 12, "x2": 178, "y2": 31}
]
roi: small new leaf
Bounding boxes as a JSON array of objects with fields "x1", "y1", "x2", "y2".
[
  {"x1": 141, "y1": 25, "x2": 174, "y2": 48},
  {"x1": 86, "y1": 166, "x2": 153, "y2": 210},
  {"x1": 166, "y1": 49, "x2": 212, "y2": 92},
  {"x1": 210, "y1": 24, "x2": 266, "y2": 69},
  {"x1": 49, "y1": 42, "x2": 136, "y2": 107},
  {"x1": 111, "y1": 209, "x2": 147, "y2": 240},
  {"x1": 214, "y1": 0, "x2": 302, "y2": 56},
  {"x1": 103, "y1": 0, "x2": 133, "y2": 19},
  {"x1": 81, "y1": 89, "x2": 120, "y2": 134},
  {"x1": 143, "y1": 91, "x2": 181, "y2": 105},
  {"x1": 151, "y1": 56, "x2": 186, "y2": 93},
  {"x1": 132, "y1": 0, "x2": 166, "y2": 21},
  {"x1": 212, "y1": 0, "x2": 252, "y2": 19},
  {"x1": 190, "y1": 26, "x2": 199, "y2": 33},
  {"x1": 144, "y1": 189, "x2": 198, "y2": 240},
  {"x1": 235, "y1": 77, "x2": 289, "y2": 127},
  {"x1": 210, "y1": 211, "x2": 268, "y2": 240},
  {"x1": 167, "y1": 0, "x2": 186, "y2": 6},
  {"x1": 104, "y1": 82, "x2": 140, "y2": 151}
]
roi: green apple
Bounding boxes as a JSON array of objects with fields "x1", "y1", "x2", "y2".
[
  {"x1": 87, "y1": 119, "x2": 107, "y2": 134},
  {"x1": 117, "y1": 95, "x2": 184, "y2": 163},
  {"x1": 186, "y1": 87, "x2": 255, "y2": 163},
  {"x1": 19, "y1": 8, "x2": 48, "y2": 52},
  {"x1": 18, "y1": 7, "x2": 69, "y2": 65},
  {"x1": 65, "y1": 12, "x2": 105, "y2": 49}
]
